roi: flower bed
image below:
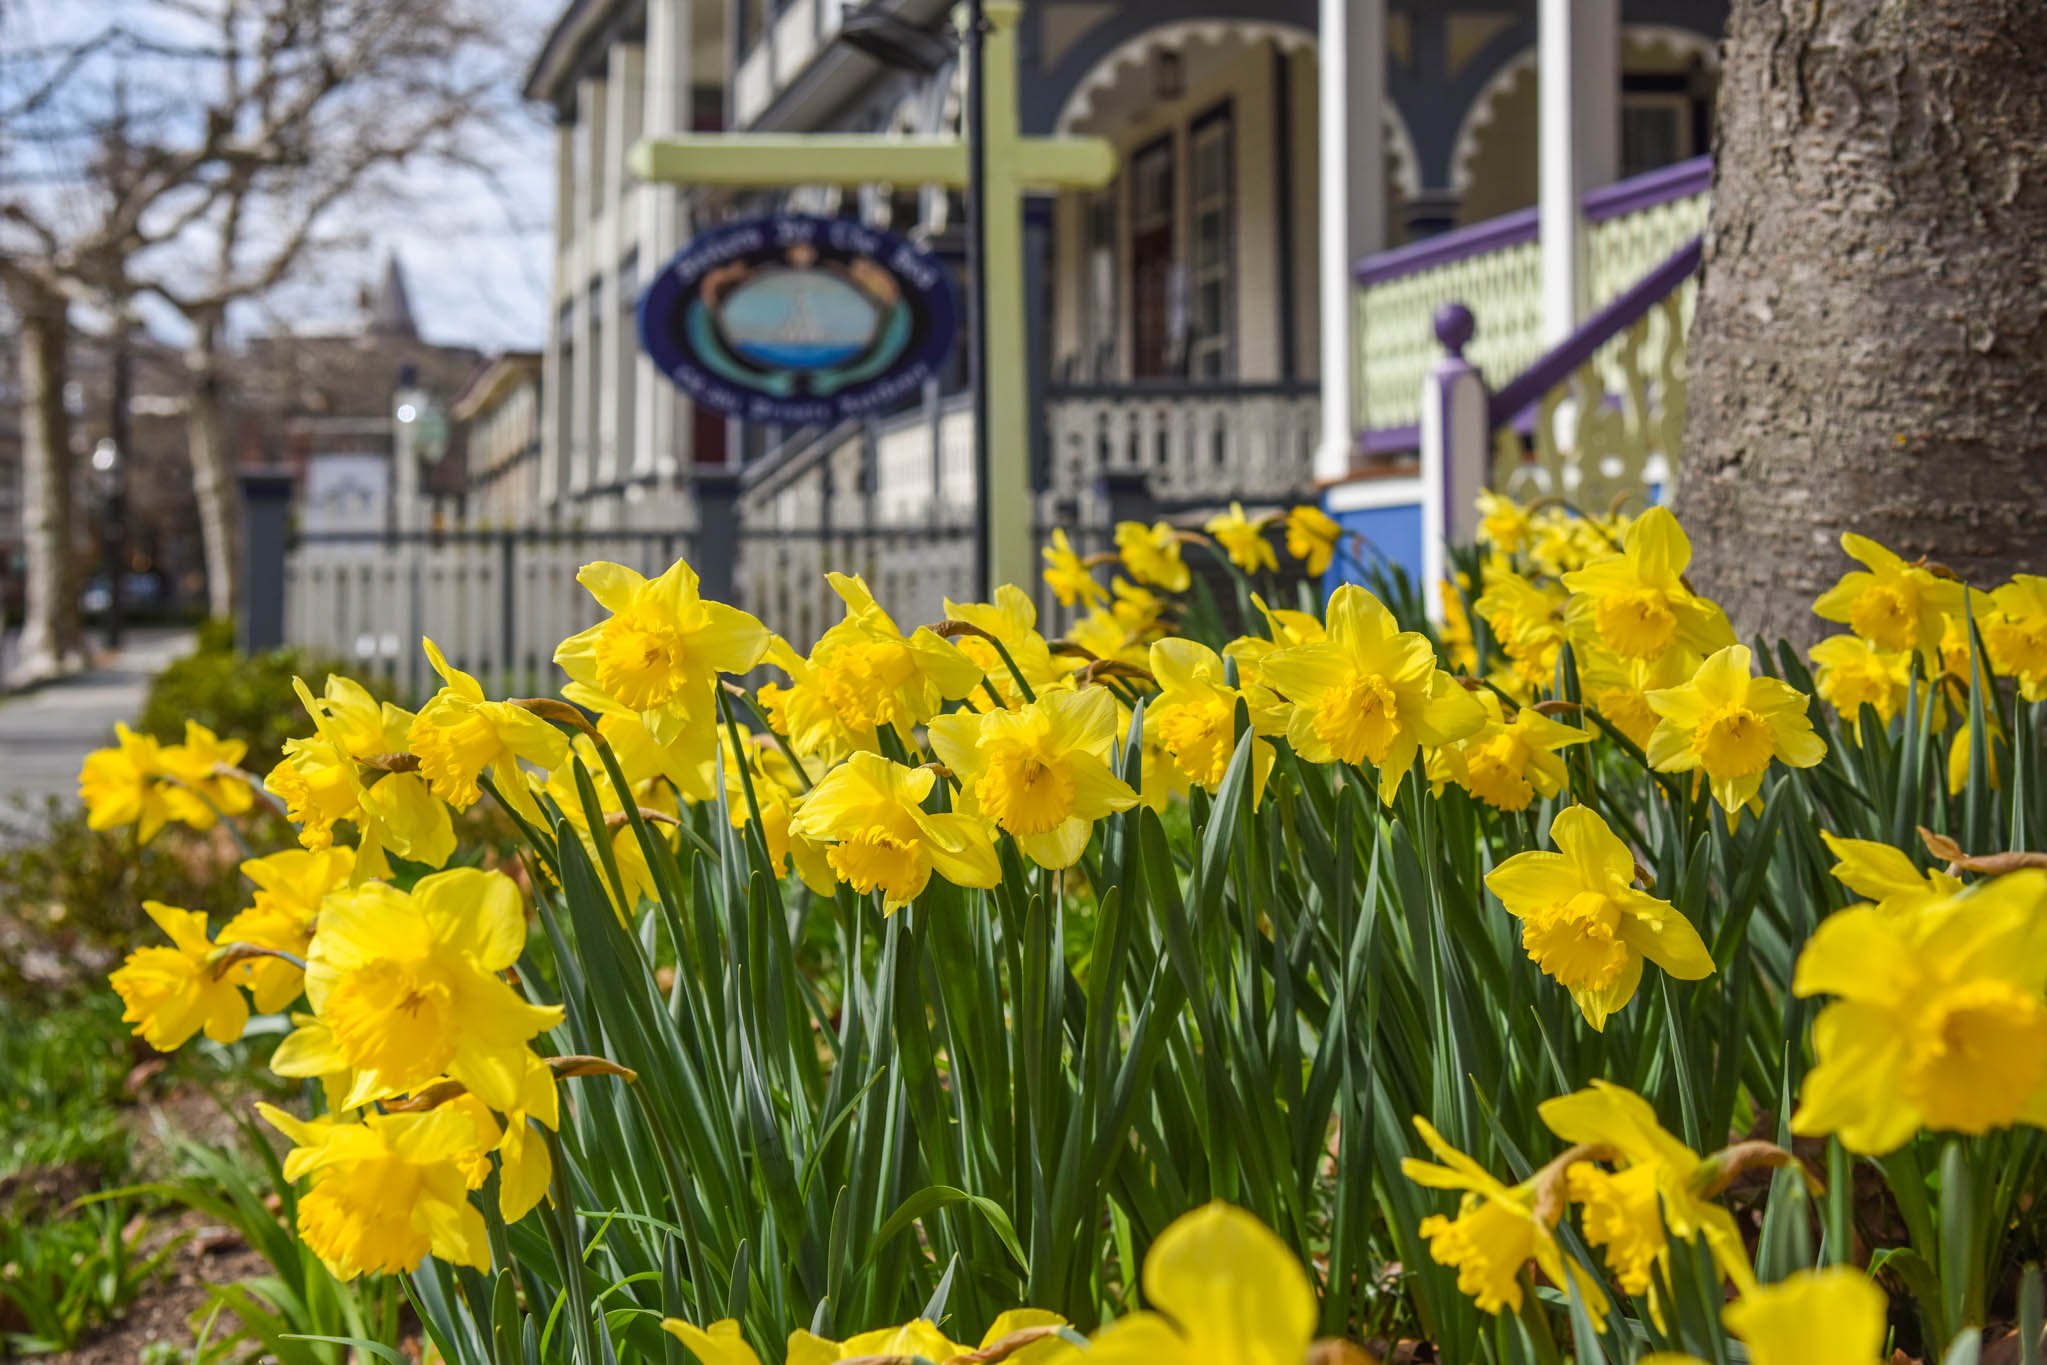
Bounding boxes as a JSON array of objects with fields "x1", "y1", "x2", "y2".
[{"x1": 89, "y1": 499, "x2": 2047, "y2": 1364}]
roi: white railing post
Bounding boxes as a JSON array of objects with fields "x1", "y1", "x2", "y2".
[{"x1": 1419, "y1": 304, "x2": 1489, "y2": 621}]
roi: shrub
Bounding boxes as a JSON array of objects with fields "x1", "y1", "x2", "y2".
[{"x1": 135, "y1": 645, "x2": 386, "y2": 778}]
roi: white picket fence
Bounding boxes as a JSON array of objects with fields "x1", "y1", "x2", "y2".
[{"x1": 284, "y1": 530, "x2": 689, "y2": 700}]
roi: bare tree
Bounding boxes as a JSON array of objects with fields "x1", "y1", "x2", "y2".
[{"x1": 2, "y1": 0, "x2": 523, "y2": 638}]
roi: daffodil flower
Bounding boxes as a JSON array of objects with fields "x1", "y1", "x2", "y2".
[
  {"x1": 927, "y1": 687, "x2": 1137, "y2": 869},
  {"x1": 1819, "y1": 830, "x2": 1960, "y2": 915},
  {"x1": 1809, "y1": 633, "x2": 1914, "y2": 734},
  {"x1": 1475, "y1": 568, "x2": 1570, "y2": 697},
  {"x1": 1561, "y1": 506, "x2": 1736, "y2": 663},
  {"x1": 786, "y1": 1310, "x2": 1069, "y2": 1365},
  {"x1": 1259, "y1": 584, "x2": 1484, "y2": 799},
  {"x1": 1146, "y1": 638, "x2": 1275, "y2": 800},
  {"x1": 257, "y1": 1102, "x2": 490, "y2": 1279},
  {"x1": 279, "y1": 674, "x2": 454, "y2": 878},
  {"x1": 1985, "y1": 574, "x2": 2047, "y2": 699},
  {"x1": 408, "y1": 637, "x2": 570, "y2": 823},
  {"x1": 1791, "y1": 870, "x2": 2047, "y2": 1153},
  {"x1": 1539, "y1": 1081, "x2": 1758, "y2": 1305},
  {"x1": 79, "y1": 722, "x2": 182, "y2": 842},
  {"x1": 109, "y1": 901, "x2": 250, "y2": 1050},
  {"x1": 942, "y1": 584, "x2": 1078, "y2": 708},
  {"x1": 804, "y1": 573, "x2": 984, "y2": 740},
  {"x1": 1641, "y1": 1268, "x2": 1889, "y2": 1365},
  {"x1": 1812, "y1": 532, "x2": 1965, "y2": 657},
  {"x1": 1041, "y1": 526, "x2": 1108, "y2": 609},
  {"x1": 219, "y1": 847, "x2": 354, "y2": 1013},
  {"x1": 787, "y1": 751, "x2": 1000, "y2": 909},
  {"x1": 1284, "y1": 503, "x2": 1342, "y2": 577},
  {"x1": 292, "y1": 868, "x2": 563, "y2": 1111},
  {"x1": 723, "y1": 735, "x2": 836, "y2": 896},
  {"x1": 441, "y1": 1050, "x2": 560, "y2": 1222},
  {"x1": 1644, "y1": 644, "x2": 1826, "y2": 815},
  {"x1": 1114, "y1": 519, "x2": 1192, "y2": 592},
  {"x1": 1203, "y1": 502, "x2": 1278, "y2": 574},
  {"x1": 1401, "y1": 1117, "x2": 1609, "y2": 1327},
  {"x1": 158, "y1": 720, "x2": 257, "y2": 821},
  {"x1": 1475, "y1": 491, "x2": 1532, "y2": 554},
  {"x1": 1484, "y1": 805, "x2": 1715, "y2": 1029},
  {"x1": 1431, "y1": 690, "x2": 1588, "y2": 812},
  {"x1": 554, "y1": 557, "x2": 770, "y2": 748},
  {"x1": 1080, "y1": 1202, "x2": 1314, "y2": 1365}
]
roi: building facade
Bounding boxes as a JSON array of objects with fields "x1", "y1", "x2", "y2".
[{"x1": 511, "y1": 0, "x2": 1727, "y2": 613}]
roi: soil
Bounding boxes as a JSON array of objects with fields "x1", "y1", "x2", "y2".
[{"x1": 54, "y1": 1213, "x2": 269, "y2": 1365}]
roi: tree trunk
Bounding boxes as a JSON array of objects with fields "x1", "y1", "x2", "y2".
[
  {"x1": 1674, "y1": 0, "x2": 2047, "y2": 644},
  {"x1": 185, "y1": 317, "x2": 239, "y2": 624},
  {"x1": 11, "y1": 282, "x2": 82, "y2": 684}
]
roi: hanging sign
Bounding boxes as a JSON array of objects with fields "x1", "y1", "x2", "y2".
[{"x1": 638, "y1": 214, "x2": 960, "y2": 426}]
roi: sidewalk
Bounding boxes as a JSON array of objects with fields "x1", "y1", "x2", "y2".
[{"x1": 0, "y1": 628, "x2": 194, "y2": 841}]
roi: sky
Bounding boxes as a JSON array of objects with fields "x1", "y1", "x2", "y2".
[{"x1": 1, "y1": 0, "x2": 565, "y2": 353}]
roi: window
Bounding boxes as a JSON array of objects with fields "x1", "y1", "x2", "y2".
[
  {"x1": 1620, "y1": 68, "x2": 1713, "y2": 180},
  {"x1": 1129, "y1": 135, "x2": 1176, "y2": 378},
  {"x1": 1187, "y1": 104, "x2": 1235, "y2": 380}
]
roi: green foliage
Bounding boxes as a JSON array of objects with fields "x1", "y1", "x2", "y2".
[
  {"x1": 0, "y1": 994, "x2": 135, "y2": 1184},
  {"x1": 0, "y1": 1199, "x2": 184, "y2": 1355}
]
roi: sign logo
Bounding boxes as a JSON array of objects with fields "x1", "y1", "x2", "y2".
[{"x1": 638, "y1": 214, "x2": 960, "y2": 426}]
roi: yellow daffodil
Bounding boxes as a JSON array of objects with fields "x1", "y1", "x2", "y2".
[
  {"x1": 1226, "y1": 593, "x2": 1326, "y2": 735},
  {"x1": 1986, "y1": 574, "x2": 2047, "y2": 699},
  {"x1": 1475, "y1": 491, "x2": 1532, "y2": 554},
  {"x1": 1528, "y1": 506, "x2": 1618, "y2": 579},
  {"x1": 1067, "y1": 605, "x2": 1149, "y2": 670},
  {"x1": 756, "y1": 635, "x2": 877, "y2": 769},
  {"x1": 1114, "y1": 520, "x2": 1192, "y2": 592},
  {"x1": 1260, "y1": 584, "x2": 1484, "y2": 799},
  {"x1": 1147, "y1": 639, "x2": 1275, "y2": 800},
  {"x1": 1540, "y1": 1081, "x2": 1757, "y2": 1303},
  {"x1": 928, "y1": 686, "x2": 1138, "y2": 868},
  {"x1": 79, "y1": 722, "x2": 188, "y2": 842},
  {"x1": 788, "y1": 1310, "x2": 1069, "y2": 1365},
  {"x1": 1484, "y1": 805, "x2": 1715, "y2": 1029},
  {"x1": 257, "y1": 1102, "x2": 489, "y2": 1279},
  {"x1": 1718, "y1": 1268, "x2": 1888, "y2": 1365},
  {"x1": 1561, "y1": 507, "x2": 1736, "y2": 663},
  {"x1": 1474, "y1": 568, "x2": 1570, "y2": 698},
  {"x1": 1645, "y1": 645, "x2": 1826, "y2": 815},
  {"x1": 1284, "y1": 503, "x2": 1342, "y2": 577},
  {"x1": 1433, "y1": 690, "x2": 1587, "y2": 812},
  {"x1": 109, "y1": 901, "x2": 249, "y2": 1050},
  {"x1": 804, "y1": 573, "x2": 984, "y2": 741},
  {"x1": 408, "y1": 638, "x2": 570, "y2": 823},
  {"x1": 1947, "y1": 717, "x2": 2003, "y2": 796},
  {"x1": 786, "y1": 752, "x2": 1001, "y2": 909},
  {"x1": 291, "y1": 869, "x2": 562, "y2": 1111},
  {"x1": 1401, "y1": 1117, "x2": 1608, "y2": 1326},
  {"x1": 278, "y1": 675, "x2": 454, "y2": 878},
  {"x1": 1042, "y1": 527, "x2": 1108, "y2": 609},
  {"x1": 1079, "y1": 1202, "x2": 1313, "y2": 1365},
  {"x1": 1124, "y1": 698, "x2": 1192, "y2": 814},
  {"x1": 942, "y1": 585, "x2": 1077, "y2": 709},
  {"x1": 1575, "y1": 642, "x2": 1690, "y2": 753},
  {"x1": 219, "y1": 847, "x2": 354, "y2": 1013},
  {"x1": 554, "y1": 558, "x2": 770, "y2": 748},
  {"x1": 1204, "y1": 502, "x2": 1278, "y2": 574},
  {"x1": 1820, "y1": 830, "x2": 1960, "y2": 915},
  {"x1": 441, "y1": 1051, "x2": 560, "y2": 1221},
  {"x1": 1812, "y1": 532, "x2": 1965, "y2": 657},
  {"x1": 158, "y1": 720, "x2": 256, "y2": 822},
  {"x1": 1809, "y1": 634, "x2": 1913, "y2": 734},
  {"x1": 1110, "y1": 577, "x2": 1168, "y2": 638},
  {"x1": 1791, "y1": 870, "x2": 2047, "y2": 1153},
  {"x1": 659, "y1": 1320, "x2": 764, "y2": 1365}
]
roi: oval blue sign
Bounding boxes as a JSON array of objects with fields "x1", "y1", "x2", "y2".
[{"x1": 638, "y1": 214, "x2": 960, "y2": 426}]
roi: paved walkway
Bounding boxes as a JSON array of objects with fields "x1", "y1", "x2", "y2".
[{"x1": 0, "y1": 628, "x2": 194, "y2": 840}]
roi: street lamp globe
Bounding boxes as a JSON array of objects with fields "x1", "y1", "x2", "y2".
[{"x1": 91, "y1": 438, "x2": 119, "y2": 473}]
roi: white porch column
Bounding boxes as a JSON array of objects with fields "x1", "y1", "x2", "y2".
[
  {"x1": 1538, "y1": 0, "x2": 1619, "y2": 343},
  {"x1": 572, "y1": 76, "x2": 606, "y2": 498},
  {"x1": 1315, "y1": 0, "x2": 1386, "y2": 483},
  {"x1": 541, "y1": 121, "x2": 573, "y2": 518},
  {"x1": 601, "y1": 44, "x2": 643, "y2": 495},
  {"x1": 637, "y1": 0, "x2": 691, "y2": 479}
]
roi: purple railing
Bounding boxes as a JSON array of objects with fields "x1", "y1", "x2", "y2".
[{"x1": 1353, "y1": 154, "x2": 1712, "y2": 288}]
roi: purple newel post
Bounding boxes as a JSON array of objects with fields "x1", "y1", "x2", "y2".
[{"x1": 1419, "y1": 303, "x2": 1489, "y2": 613}]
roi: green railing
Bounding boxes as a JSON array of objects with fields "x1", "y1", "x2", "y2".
[{"x1": 1355, "y1": 156, "x2": 1711, "y2": 434}]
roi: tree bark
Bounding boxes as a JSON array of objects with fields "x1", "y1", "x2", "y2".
[
  {"x1": 10, "y1": 281, "x2": 82, "y2": 683},
  {"x1": 1674, "y1": 0, "x2": 2047, "y2": 644},
  {"x1": 184, "y1": 315, "x2": 239, "y2": 624}
]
